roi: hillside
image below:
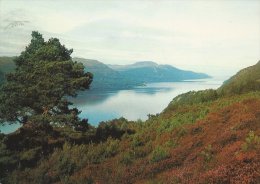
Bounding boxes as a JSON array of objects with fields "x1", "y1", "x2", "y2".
[
  {"x1": 109, "y1": 61, "x2": 210, "y2": 83},
  {"x1": 0, "y1": 62, "x2": 259, "y2": 183},
  {"x1": 218, "y1": 61, "x2": 260, "y2": 95},
  {"x1": 73, "y1": 57, "x2": 141, "y2": 90}
]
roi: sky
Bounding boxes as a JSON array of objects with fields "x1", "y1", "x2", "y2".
[{"x1": 0, "y1": 0, "x2": 260, "y2": 77}]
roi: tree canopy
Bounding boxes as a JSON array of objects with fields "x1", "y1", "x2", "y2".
[
  {"x1": 0, "y1": 31, "x2": 93, "y2": 126},
  {"x1": 0, "y1": 71, "x2": 4, "y2": 85}
]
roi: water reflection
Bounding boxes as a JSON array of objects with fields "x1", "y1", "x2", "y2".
[{"x1": 74, "y1": 78, "x2": 224, "y2": 125}]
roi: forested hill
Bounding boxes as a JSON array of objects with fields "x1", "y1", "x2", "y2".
[
  {"x1": 1, "y1": 61, "x2": 259, "y2": 183},
  {"x1": 0, "y1": 56, "x2": 210, "y2": 89},
  {"x1": 109, "y1": 61, "x2": 210, "y2": 82},
  {"x1": 72, "y1": 57, "x2": 141, "y2": 90},
  {"x1": 73, "y1": 58, "x2": 211, "y2": 89}
]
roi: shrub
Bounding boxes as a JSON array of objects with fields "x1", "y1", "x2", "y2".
[
  {"x1": 241, "y1": 131, "x2": 260, "y2": 151},
  {"x1": 131, "y1": 135, "x2": 144, "y2": 147},
  {"x1": 164, "y1": 140, "x2": 178, "y2": 148},
  {"x1": 150, "y1": 146, "x2": 170, "y2": 163},
  {"x1": 120, "y1": 152, "x2": 133, "y2": 165},
  {"x1": 19, "y1": 147, "x2": 41, "y2": 163},
  {"x1": 104, "y1": 137, "x2": 120, "y2": 157}
]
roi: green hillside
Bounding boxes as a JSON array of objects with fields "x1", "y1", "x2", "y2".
[{"x1": 218, "y1": 61, "x2": 260, "y2": 95}]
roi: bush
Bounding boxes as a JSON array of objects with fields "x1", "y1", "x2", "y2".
[
  {"x1": 150, "y1": 146, "x2": 169, "y2": 163},
  {"x1": 20, "y1": 147, "x2": 40, "y2": 160},
  {"x1": 164, "y1": 140, "x2": 178, "y2": 148},
  {"x1": 104, "y1": 137, "x2": 120, "y2": 157},
  {"x1": 131, "y1": 135, "x2": 144, "y2": 147},
  {"x1": 120, "y1": 152, "x2": 133, "y2": 165},
  {"x1": 241, "y1": 131, "x2": 260, "y2": 151}
]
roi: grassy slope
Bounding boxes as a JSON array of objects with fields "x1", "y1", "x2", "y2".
[
  {"x1": 1, "y1": 62, "x2": 260, "y2": 183},
  {"x1": 218, "y1": 61, "x2": 260, "y2": 95}
]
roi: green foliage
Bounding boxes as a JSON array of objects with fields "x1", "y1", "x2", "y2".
[
  {"x1": 158, "y1": 106, "x2": 209, "y2": 133},
  {"x1": 241, "y1": 131, "x2": 260, "y2": 151},
  {"x1": 150, "y1": 146, "x2": 170, "y2": 163},
  {"x1": 0, "y1": 72, "x2": 5, "y2": 86},
  {"x1": 0, "y1": 140, "x2": 18, "y2": 178},
  {"x1": 0, "y1": 31, "x2": 93, "y2": 126},
  {"x1": 19, "y1": 147, "x2": 41, "y2": 161},
  {"x1": 157, "y1": 89, "x2": 216, "y2": 134},
  {"x1": 131, "y1": 135, "x2": 145, "y2": 147},
  {"x1": 104, "y1": 137, "x2": 120, "y2": 157},
  {"x1": 164, "y1": 139, "x2": 178, "y2": 148},
  {"x1": 17, "y1": 138, "x2": 120, "y2": 183},
  {"x1": 218, "y1": 61, "x2": 260, "y2": 96},
  {"x1": 120, "y1": 152, "x2": 133, "y2": 165},
  {"x1": 169, "y1": 89, "x2": 218, "y2": 107},
  {"x1": 96, "y1": 118, "x2": 133, "y2": 141}
]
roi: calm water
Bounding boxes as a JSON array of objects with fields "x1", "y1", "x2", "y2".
[
  {"x1": 0, "y1": 77, "x2": 225, "y2": 134},
  {"x1": 72, "y1": 77, "x2": 224, "y2": 125}
]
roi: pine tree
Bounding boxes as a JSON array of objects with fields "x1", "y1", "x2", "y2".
[{"x1": 0, "y1": 31, "x2": 93, "y2": 127}]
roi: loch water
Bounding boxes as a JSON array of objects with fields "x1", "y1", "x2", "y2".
[{"x1": 0, "y1": 77, "x2": 225, "y2": 134}]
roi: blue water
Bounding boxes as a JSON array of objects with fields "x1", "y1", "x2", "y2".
[
  {"x1": 74, "y1": 78, "x2": 223, "y2": 125},
  {"x1": 0, "y1": 122, "x2": 21, "y2": 134},
  {"x1": 0, "y1": 77, "x2": 224, "y2": 134}
]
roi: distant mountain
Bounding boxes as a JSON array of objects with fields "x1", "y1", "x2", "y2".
[
  {"x1": 218, "y1": 61, "x2": 260, "y2": 95},
  {"x1": 109, "y1": 61, "x2": 210, "y2": 83},
  {"x1": 109, "y1": 61, "x2": 158, "y2": 70},
  {"x1": 0, "y1": 56, "x2": 16, "y2": 85},
  {"x1": 0, "y1": 56, "x2": 210, "y2": 90},
  {"x1": 73, "y1": 57, "x2": 119, "y2": 77},
  {"x1": 0, "y1": 56, "x2": 16, "y2": 73},
  {"x1": 73, "y1": 58, "x2": 141, "y2": 90}
]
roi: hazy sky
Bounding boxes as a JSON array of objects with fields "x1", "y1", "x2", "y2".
[{"x1": 0, "y1": 0, "x2": 260, "y2": 76}]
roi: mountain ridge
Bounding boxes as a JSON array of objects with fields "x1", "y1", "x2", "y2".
[
  {"x1": 110, "y1": 61, "x2": 210, "y2": 83},
  {"x1": 0, "y1": 56, "x2": 210, "y2": 89}
]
